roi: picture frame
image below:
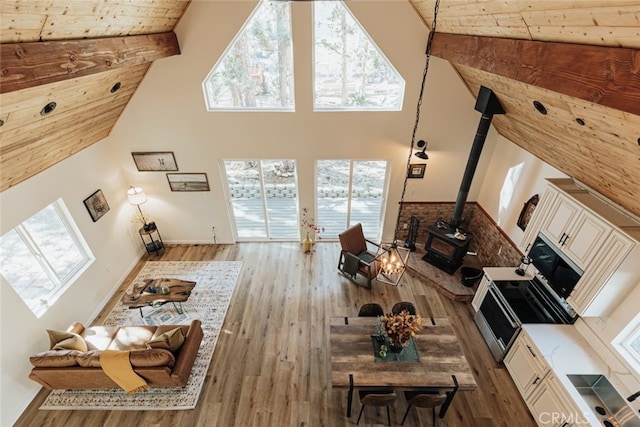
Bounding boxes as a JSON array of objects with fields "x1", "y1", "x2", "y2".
[
  {"x1": 132, "y1": 151, "x2": 178, "y2": 171},
  {"x1": 517, "y1": 194, "x2": 539, "y2": 231},
  {"x1": 83, "y1": 189, "x2": 110, "y2": 222},
  {"x1": 407, "y1": 163, "x2": 426, "y2": 179},
  {"x1": 167, "y1": 173, "x2": 210, "y2": 192}
]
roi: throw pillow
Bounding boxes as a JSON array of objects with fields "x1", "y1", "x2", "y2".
[
  {"x1": 146, "y1": 327, "x2": 185, "y2": 352},
  {"x1": 46, "y1": 329, "x2": 88, "y2": 352}
]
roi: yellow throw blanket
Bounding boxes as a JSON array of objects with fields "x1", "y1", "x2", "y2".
[{"x1": 100, "y1": 350, "x2": 149, "y2": 394}]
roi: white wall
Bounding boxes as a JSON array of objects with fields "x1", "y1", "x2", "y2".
[
  {"x1": 0, "y1": 140, "x2": 142, "y2": 426},
  {"x1": 107, "y1": 0, "x2": 483, "y2": 244},
  {"x1": 476, "y1": 134, "x2": 568, "y2": 241}
]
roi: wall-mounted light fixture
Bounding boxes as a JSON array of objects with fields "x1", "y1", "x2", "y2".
[{"x1": 414, "y1": 140, "x2": 429, "y2": 159}]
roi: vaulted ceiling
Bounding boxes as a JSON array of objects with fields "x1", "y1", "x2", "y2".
[{"x1": 1, "y1": 1, "x2": 639, "y2": 218}]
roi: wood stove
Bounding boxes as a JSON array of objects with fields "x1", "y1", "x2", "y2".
[
  {"x1": 423, "y1": 224, "x2": 472, "y2": 274},
  {"x1": 422, "y1": 85, "x2": 504, "y2": 275}
]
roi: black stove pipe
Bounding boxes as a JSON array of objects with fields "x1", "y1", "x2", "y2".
[{"x1": 450, "y1": 86, "x2": 505, "y2": 229}]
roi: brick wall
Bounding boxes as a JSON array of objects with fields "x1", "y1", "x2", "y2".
[{"x1": 397, "y1": 202, "x2": 523, "y2": 268}]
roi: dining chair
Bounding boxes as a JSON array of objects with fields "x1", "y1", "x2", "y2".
[
  {"x1": 358, "y1": 303, "x2": 384, "y2": 317},
  {"x1": 401, "y1": 390, "x2": 448, "y2": 425},
  {"x1": 357, "y1": 389, "x2": 397, "y2": 426},
  {"x1": 392, "y1": 301, "x2": 417, "y2": 315}
]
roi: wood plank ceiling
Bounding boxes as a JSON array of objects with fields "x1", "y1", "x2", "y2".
[
  {"x1": 0, "y1": 0, "x2": 188, "y2": 192},
  {"x1": 410, "y1": 0, "x2": 640, "y2": 217},
  {"x1": 1, "y1": 0, "x2": 639, "y2": 219}
]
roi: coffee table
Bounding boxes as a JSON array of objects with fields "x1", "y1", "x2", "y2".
[{"x1": 122, "y1": 278, "x2": 196, "y2": 317}]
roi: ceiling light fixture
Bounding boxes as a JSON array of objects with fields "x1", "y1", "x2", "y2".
[
  {"x1": 40, "y1": 102, "x2": 57, "y2": 116},
  {"x1": 414, "y1": 139, "x2": 429, "y2": 159},
  {"x1": 376, "y1": 0, "x2": 440, "y2": 286},
  {"x1": 533, "y1": 100, "x2": 547, "y2": 115}
]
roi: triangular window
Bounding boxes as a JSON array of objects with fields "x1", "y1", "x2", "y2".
[
  {"x1": 313, "y1": 1, "x2": 405, "y2": 111},
  {"x1": 203, "y1": 1, "x2": 295, "y2": 111}
]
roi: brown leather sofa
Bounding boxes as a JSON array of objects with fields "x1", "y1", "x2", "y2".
[{"x1": 28, "y1": 319, "x2": 203, "y2": 390}]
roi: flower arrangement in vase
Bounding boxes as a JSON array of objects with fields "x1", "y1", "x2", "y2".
[
  {"x1": 300, "y1": 207, "x2": 324, "y2": 252},
  {"x1": 380, "y1": 310, "x2": 422, "y2": 352}
]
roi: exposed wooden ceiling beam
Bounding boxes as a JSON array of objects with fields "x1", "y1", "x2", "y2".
[
  {"x1": 1, "y1": 32, "x2": 180, "y2": 94},
  {"x1": 430, "y1": 32, "x2": 640, "y2": 116}
]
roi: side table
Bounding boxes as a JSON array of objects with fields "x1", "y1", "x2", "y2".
[{"x1": 139, "y1": 224, "x2": 165, "y2": 256}]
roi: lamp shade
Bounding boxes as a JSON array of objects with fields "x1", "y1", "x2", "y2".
[{"x1": 127, "y1": 186, "x2": 147, "y2": 206}]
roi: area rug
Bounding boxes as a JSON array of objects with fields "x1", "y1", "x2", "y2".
[{"x1": 40, "y1": 260, "x2": 242, "y2": 411}]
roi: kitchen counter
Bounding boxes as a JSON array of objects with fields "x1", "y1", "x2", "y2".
[
  {"x1": 483, "y1": 266, "x2": 535, "y2": 282},
  {"x1": 524, "y1": 323, "x2": 639, "y2": 426}
]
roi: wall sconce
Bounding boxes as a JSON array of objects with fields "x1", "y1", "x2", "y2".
[
  {"x1": 127, "y1": 185, "x2": 152, "y2": 230},
  {"x1": 414, "y1": 140, "x2": 428, "y2": 159}
]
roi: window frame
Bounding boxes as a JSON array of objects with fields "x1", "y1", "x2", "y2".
[
  {"x1": 0, "y1": 199, "x2": 94, "y2": 318},
  {"x1": 202, "y1": 0, "x2": 296, "y2": 112},
  {"x1": 312, "y1": 1, "x2": 405, "y2": 112},
  {"x1": 315, "y1": 159, "x2": 388, "y2": 241},
  {"x1": 613, "y1": 312, "x2": 640, "y2": 376}
]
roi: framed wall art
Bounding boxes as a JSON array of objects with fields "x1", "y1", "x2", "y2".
[
  {"x1": 83, "y1": 189, "x2": 110, "y2": 222},
  {"x1": 167, "y1": 173, "x2": 210, "y2": 192},
  {"x1": 132, "y1": 151, "x2": 178, "y2": 171},
  {"x1": 407, "y1": 163, "x2": 426, "y2": 179},
  {"x1": 517, "y1": 194, "x2": 539, "y2": 231}
]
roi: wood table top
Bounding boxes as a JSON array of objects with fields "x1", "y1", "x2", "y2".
[
  {"x1": 121, "y1": 278, "x2": 196, "y2": 308},
  {"x1": 330, "y1": 316, "x2": 477, "y2": 391}
]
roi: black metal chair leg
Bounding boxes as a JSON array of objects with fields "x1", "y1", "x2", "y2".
[
  {"x1": 386, "y1": 405, "x2": 391, "y2": 426},
  {"x1": 432, "y1": 406, "x2": 437, "y2": 426},
  {"x1": 401, "y1": 403, "x2": 412, "y2": 425},
  {"x1": 356, "y1": 404, "x2": 365, "y2": 425}
]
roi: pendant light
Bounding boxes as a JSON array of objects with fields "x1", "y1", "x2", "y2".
[{"x1": 375, "y1": 0, "x2": 440, "y2": 286}]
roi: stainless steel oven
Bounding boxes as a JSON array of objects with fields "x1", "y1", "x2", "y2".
[
  {"x1": 474, "y1": 283, "x2": 521, "y2": 362},
  {"x1": 475, "y1": 274, "x2": 578, "y2": 362}
]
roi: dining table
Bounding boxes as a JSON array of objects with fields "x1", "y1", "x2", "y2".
[{"x1": 330, "y1": 316, "x2": 477, "y2": 417}]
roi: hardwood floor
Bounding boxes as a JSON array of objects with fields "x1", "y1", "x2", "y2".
[{"x1": 16, "y1": 242, "x2": 537, "y2": 426}]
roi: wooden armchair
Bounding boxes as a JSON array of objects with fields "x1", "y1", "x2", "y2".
[{"x1": 337, "y1": 223, "x2": 381, "y2": 288}]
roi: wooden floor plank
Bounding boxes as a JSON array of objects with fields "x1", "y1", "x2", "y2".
[{"x1": 15, "y1": 242, "x2": 536, "y2": 426}]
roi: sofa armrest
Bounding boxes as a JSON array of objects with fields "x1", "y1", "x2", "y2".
[{"x1": 171, "y1": 319, "x2": 203, "y2": 387}]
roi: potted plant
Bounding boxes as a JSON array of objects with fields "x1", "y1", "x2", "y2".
[
  {"x1": 380, "y1": 310, "x2": 423, "y2": 353},
  {"x1": 300, "y1": 207, "x2": 324, "y2": 253}
]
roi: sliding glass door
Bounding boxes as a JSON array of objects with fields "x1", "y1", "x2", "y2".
[
  {"x1": 316, "y1": 160, "x2": 387, "y2": 240},
  {"x1": 223, "y1": 160, "x2": 299, "y2": 240}
]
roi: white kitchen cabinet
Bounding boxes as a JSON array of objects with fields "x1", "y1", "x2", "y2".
[
  {"x1": 568, "y1": 230, "x2": 636, "y2": 316},
  {"x1": 471, "y1": 275, "x2": 490, "y2": 312},
  {"x1": 528, "y1": 372, "x2": 587, "y2": 427},
  {"x1": 505, "y1": 329, "x2": 588, "y2": 426},
  {"x1": 504, "y1": 330, "x2": 549, "y2": 398},
  {"x1": 539, "y1": 190, "x2": 611, "y2": 270}
]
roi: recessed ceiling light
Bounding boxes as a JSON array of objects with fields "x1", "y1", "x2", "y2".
[
  {"x1": 40, "y1": 102, "x2": 57, "y2": 116},
  {"x1": 110, "y1": 82, "x2": 122, "y2": 93},
  {"x1": 576, "y1": 118, "x2": 585, "y2": 126},
  {"x1": 533, "y1": 100, "x2": 547, "y2": 115}
]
